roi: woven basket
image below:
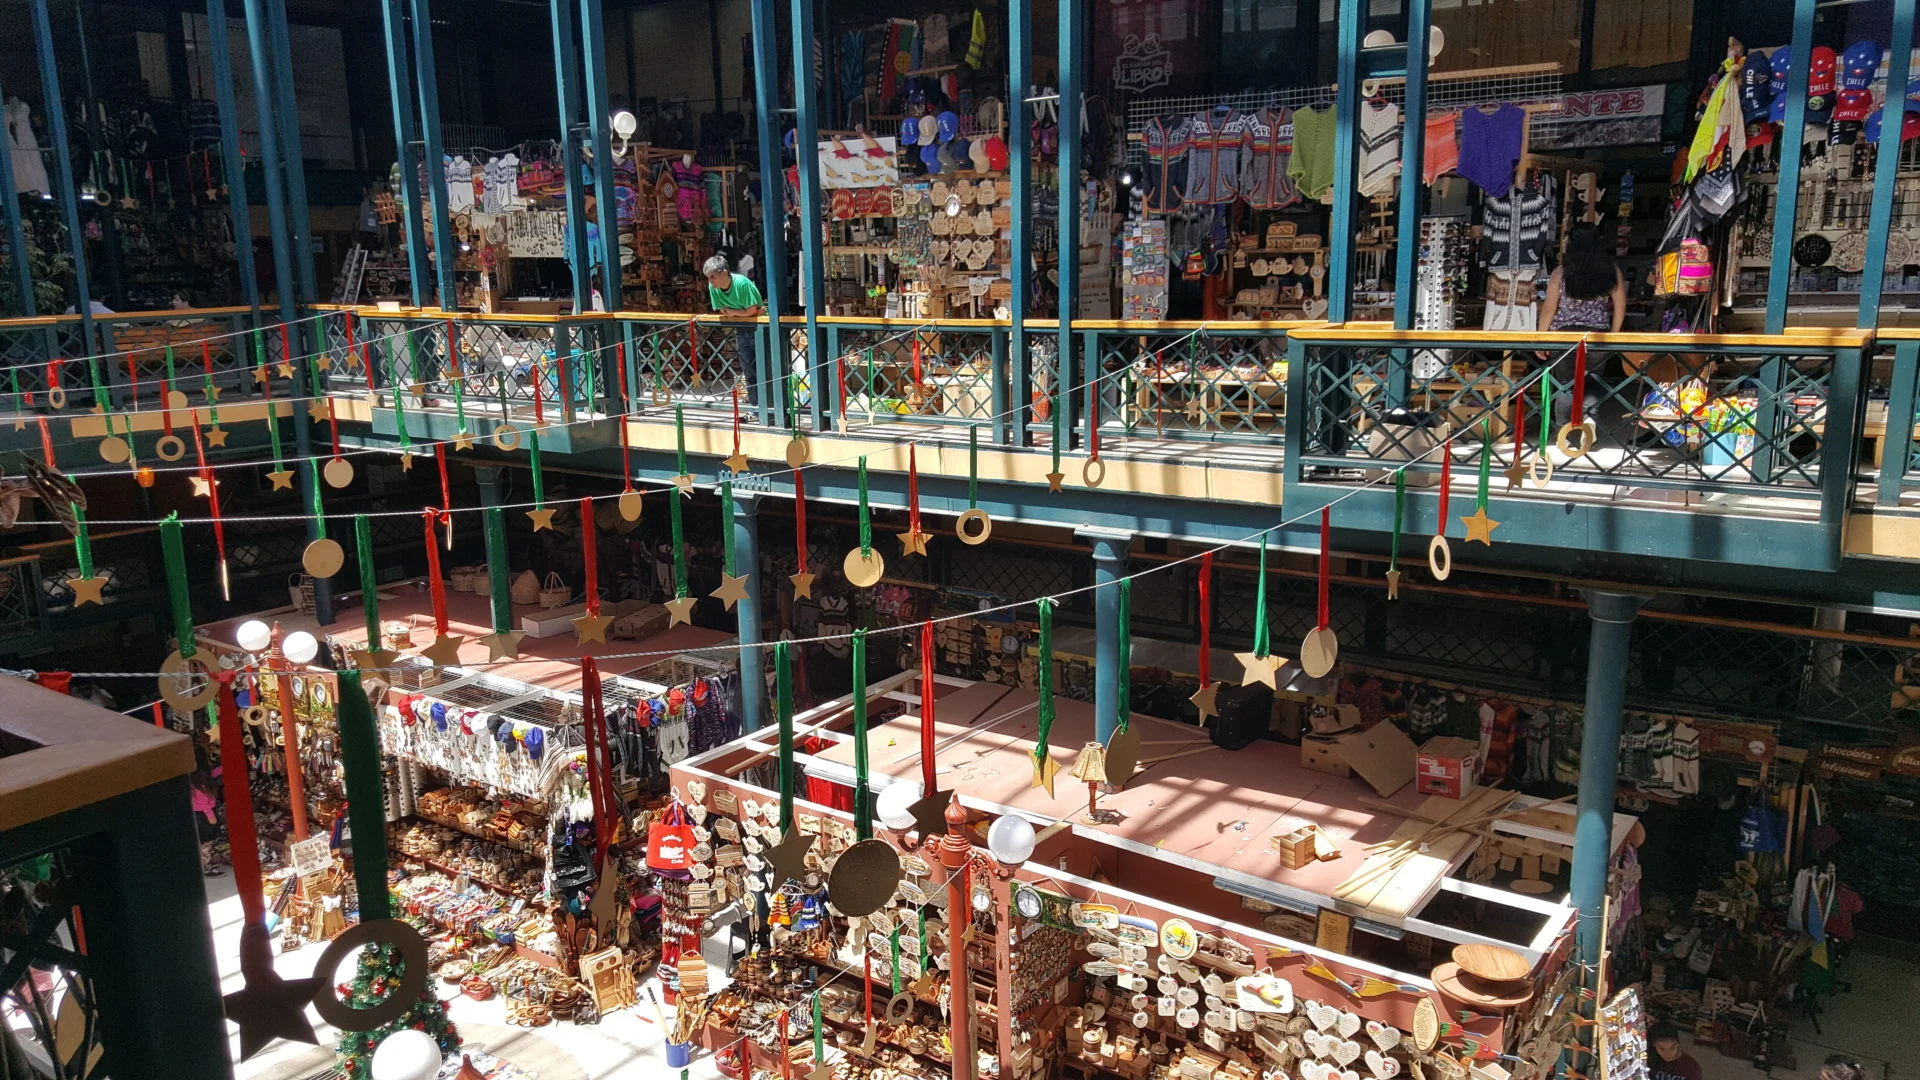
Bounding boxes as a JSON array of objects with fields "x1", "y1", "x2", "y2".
[
  {"x1": 287, "y1": 573, "x2": 315, "y2": 613},
  {"x1": 450, "y1": 566, "x2": 478, "y2": 593},
  {"x1": 510, "y1": 569, "x2": 541, "y2": 605},
  {"x1": 538, "y1": 571, "x2": 570, "y2": 610}
]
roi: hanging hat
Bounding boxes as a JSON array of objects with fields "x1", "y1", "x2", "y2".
[
  {"x1": 495, "y1": 723, "x2": 515, "y2": 748},
  {"x1": 668, "y1": 685, "x2": 688, "y2": 712},
  {"x1": 524, "y1": 726, "x2": 545, "y2": 762},
  {"x1": 900, "y1": 117, "x2": 919, "y2": 146},
  {"x1": 937, "y1": 110, "x2": 961, "y2": 143},
  {"x1": 921, "y1": 142, "x2": 944, "y2": 174},
  {"x1": 1840, "y1": 40, "x2": 1879, "y2": 91},
  {"x1": 691, "y1": 678, "x2": 711, "y2": 705},
  {"x1": 1805, "y1": 45, "x2": 1838, "y2": 125},
  {"x1": 1070, "y1": 740, "x2": 1109, "y2": 784},
  {"x1": 969, "y1": 138, "x2": 991, "y2": 172},
  {"x1": 431, "y1": 701, "x2": 449, "y2": 732},
  {"x1": 1739, "y1": 50, "x2": 1775, "y2": 123},
  {"x1": 1768, "y1": 49, "x2": 1792, "y2": 122},
  {"x1": 917, "y1": 115, "x2": 939, "y2": 145},
  {"x1": 983, "y1": 135, "x2": 1009, "y2": 171}
]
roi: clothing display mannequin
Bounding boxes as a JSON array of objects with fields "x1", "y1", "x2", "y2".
[{"x1": 5, "y1": 98, "x2": 48, "y2": 195}]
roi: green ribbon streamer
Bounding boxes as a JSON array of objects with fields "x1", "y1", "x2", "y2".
[
  {"x1": 1389, "y1": 470, "x2": 1405, "y2": 573},
  {"x1": 86, "y1": 358, "x2": 108, "y2": 420},
  {"x1": 1476, "y1": 416, "x2": 1492, "y2": 511},
  {"x1": 308, "y1": 457, "x2": 326, "y2": 539},
  {"x1": 356, "y1": 514, "x2": 380, "y2": 644},
  {"x1": 889, "y1": 925, "x2": 902, "y2": 994},
  {"x1": 578, "y1": 348, "x2": 595, "y2": 412},
  {"x1": 450, "y1": 333, "x2": 468, "y2": 433},
  {"x1": 852, "y1": 629, "x2": 871, "y2": 840},
  {"x1": 720, "y1": 480, "x2": 736, "y2": 575},
  {"x1": 857, "y1": 456, "x2": 872, "y2": 554},
  {"x1": 264, "y1": 385, "x2": 284, "y2": 465},
  {"x1": 70, "y1": 490, "x2": 93, "y2": 579},
  {"x1": 1115, "y1": 578, "x2": 1132, "y2": 734},
  {"x1": 163, "y1": 345, "x2": 177, "y2": 391},
  {"x1": 159, "y1": 513, "x2": 194, "y2": 658},
  {"x1": 336, "y1": 670, "x2": 391, "y2": 920},
  {"x1": 863, "y1": 347, "x2": 875, "y2": 415},
  {"x1": 968, "y1": 425, "x2": 980, "y2": 508},
  {"x1": 484, "y1": 507, "x2": 511, "y2": 633},
  {"x1": 253, "y1": 328, "x2": 265, "y2": 380},
  {"x1": 9, "y1": 366, "x2": 20, "y2": 412},
  {"x1": 390, "y1": 339, "x2": 412, "y2": 451},
  {"x1": 1538, "y1": 368, "x2": 1553, "y2": 456},
  {"x1": 813, "y1": 993, "x2": 824, "y2": 1063},
  {"x1": 1123, "y1": 371, "x2": 1136, "y2": 436},
  {"x1": 775, "y1": 639, "x2": 795, "y2": 831},
  {"x1": 528, "y1": 429, "x2": 546, "y2": 507},
  {"x1": 918, "y1": 908, "x2": 929, "y2": 971},
  {"x1": 1252, "y1": 530, "x2": 1271, "y2": 659},
  {"x1": 203, "y1": 372, "x2": 219, "y2": 425},
  {"x1": 784, "y1": 359, "x2": 797, "y2": 433},
  {"x1": 669, "y1": 472, "x2": 688, "y2": 597},
  {"x1": 1050, "y1": 383, "x2": 1062, "y2": 471},
  {"x1": 1034, "y1": 597, "x2": 1056, "y2": 762},
  {"x1": 674, "y1": 404, "x2": 688, "y2": 476}
]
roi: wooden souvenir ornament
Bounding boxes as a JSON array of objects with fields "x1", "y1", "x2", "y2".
[
  {"x1": 710, "y1": 482, "x2": 751, "y2": 610},
  {"x1": 1458, "y1": 420, "x2": 1499, "y2": 545},
  {"x1": 572, "y1": 497, "x2": 613, "y2": 644},
  {"x1": 844, "y1": 456, "x2": 887, "y2": 586},
  {"x1": 1428, "y1": 440, "x2": 1454, "y2": 581},
  {"x1": 1300, "y1": 506, "x2": 1339, "y2": 678},
  {"x1": 956, "y1": 425, "x2": 993, "y2": 545},
  {"x1": 1528, "y1": 368, "x2": 1557, "y2": 489},
  {"x1": 301, "y1": 460, "x2": 345, "y2": 578},
  {"x1": 65, "y1": 496, "x2": 107, "y2": 607},
  {"x1": 1553, "y1": 340, "x2": 1596, "y2": 459},
  {"x1": 897, "y1": 445, "x2": 930, "y2": 556},
  {"x1": 791, "y1": 471, "x2": 816, "y2": 598},
  {"x1": 1234, "y1": 531, "x2": 1287, "y2": 689}
]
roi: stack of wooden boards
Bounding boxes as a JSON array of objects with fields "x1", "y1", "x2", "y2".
[{"x1": 1331, "y1": 788, "x2": 1522, "y2": 920}]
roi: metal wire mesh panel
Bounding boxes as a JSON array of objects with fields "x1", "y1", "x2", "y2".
[
  {"x1": 833, "y1": 326, "x2": 1000, "y2": 425},
  {"x1": 1093, "y1": 327, "x2": 1289, "y2": 439}
]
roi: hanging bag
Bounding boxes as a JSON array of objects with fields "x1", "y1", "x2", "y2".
[
  {"x1": 538, "y1": 571, "x2": 571, "y2": 610},
  {"x1": 646, "y1": 801, "x2": 695, "y2": 872},
  {"x1": 1737, "y1": 790, "x2": 1783, "y2": 853}
]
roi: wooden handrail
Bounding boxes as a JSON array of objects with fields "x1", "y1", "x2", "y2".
[{"x1": 0, "y1": 677, "x2": 195, "y2": 832}]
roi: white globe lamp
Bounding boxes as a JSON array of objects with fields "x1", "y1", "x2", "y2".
[
  {"x1": 369, "y1": 1028, "x2": 443, "y2": 1080},
  {"x1": 875, "y1": 781, "x2": 921, "y2": 831},
  {"x1": 987, "y1": 814, "x2": 1037, "y2": 867},
  {"x1": 281, "y1": 631, "x2": 319, "y2": 666},
  {"x1": 235, "y1": 620, "x2": 273, "y2": 653}
]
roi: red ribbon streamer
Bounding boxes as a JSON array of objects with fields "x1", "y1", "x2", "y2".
[
  {"x1": 1197, "y1": 551, "x2": 1212, "y2": 688},
  {"x1": 1437, "y1": 440, "x2": 1453, "y2": 530},
  {"x1": 835, "y1": 352, "x2": 847, "y2": 418},
  {"x1": 327, "y1": 398, "x2": 341, "y2": 458},
  {"x1": 126, "y1": 352, "x2": 140, "y2": 407},
  {"x1": 920, "y1": 620, "x2": 937, "y2": 791},
  {"x1": 37, "y1": 417, "x2": 56, "y2": 468},
  {"x1": 1087, "y1": 375, "x2": 1101, "y2": 461},
  {"x1": 580, "y1": 657, "x2": 615, "y2": 865},
  {"x1": 906, "y1": 444, "x2": 921, "y2": 533},
  {"x1": 423, "y1": 509, "x2": 448, "y2": 635},
  {"x1": 201, "y1": 340, "x2": 213, "y2": 381},
  {"x1": 911, "y1": 336, "x2": 923, "y2": 386},
  {"x1": 190, "y1": 411, "x2": 227, "y2": 567},
  {"x1": 532, "y1": 356, "x2": 544, "y2": 424},
  {"x1": 279, "y1": 324, "x2": 291, "y2": 380},
  {"x1": 446, "y1": 319, "x2": 460, "y2": 382},
  {"x1": 688, "y1": 318, "x2": 700, "y2": 384},
  {"x1": 435, "y1": 443, "x2": 453, "y2": 546},
  {"x1": 45, "y1": 359, "x2": 59, "y2": 405},
  {"x1": 217, "y1": 683, "x2": 268, "y2": 927},
  {"x1": 793, "y1": 472, "x2": 808, "y2": 577},
  {"x1": 732, "y1": 369, "x2": 744, "y2": 456},
  {"x1": 580, "y1": 496, "x2": 599, "y2": 616},
  {"x1": 864, "y1": 954, "x2": 874, "y2": 1027},
  {"x1": 1512, "y1": 384, "x2": 1526, "y2": 463},
  {"x1": 615, "y1": 344, "x2": 633, "y2": 487},
  {"x1": 779, "y1": 1012, "x2": 792, "y2": 1080},
  {"x1": 1569, "y1": 339, "x2": 1588, "y2": 422},
  {"x1": 1316, "y1": 506, "x2": 1332, "y2": 631}
]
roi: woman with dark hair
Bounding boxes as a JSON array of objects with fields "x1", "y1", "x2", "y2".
[{"x1": 1538, "y1": 224, "x2": 1625, "y2": 428}]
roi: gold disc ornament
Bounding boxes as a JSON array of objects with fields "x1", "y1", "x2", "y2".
[
  {"x1": 1104, "y1": 722, "x2": 1143, "y2": 788},
  {"x1": 1427, "y1": 534, "x2": 1452, "y2": 581},
  {"x1": 323, "y1": 456, "x2": 354, "y2": 488},
  {"x1": 1300, "y1": 625, "x2": 1339, "y2": 679},
  {"x1": 492, "y1": 422, "x2": 521, "y2": 450},
  {"x1": 158, "y1": 649, "x2": 220, "y2": 712},
  {"x1": 827, "y1": 837, "x2": 905, "y2": 918},
  {"x1": 154, "y1": 435, "x2": 186, "y2": 462},
  {"x1": 618, "y1": 490, "x2": 643, "y2": 522},
  {"x1": 167, "y1": 389, "x2": 190, "y2": 411},
  {"x1": 956, "y1": 508, "x2": 993, "y2": 546},
  {"x1": 98, "y1": 436, "x2": 130, "y2": 464},
  {"x1": 786, "y1": 435, "x2": 811, "y2": 469},
  {"x1": 303, "y1": 537, "x2": 345, "y2": 578},
  {"x1": 1527, "y1": 453, "x2": 1555, "y2": 489},
  {"x1": 46, "y1": 386, "x2": 66, "y2": 410},
  {"x1": 1083, "y1": 457, "x2": 1106, "y2": 488},
  {"x1": 844, "y1": 546, "x2": 886, "y2": 587}
]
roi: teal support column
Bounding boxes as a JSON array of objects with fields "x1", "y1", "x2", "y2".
[
  {"x1": 578, "y1": 0, "x2": 623, "y2": 312},
  {"x1": 1325, "y1": 0, "x2": 1363, "y2": 323},
  {"x1": 1860, "y1": 14, "x2": 1915, "y2": 326},
  {"x1": 31, "y1": 0, "x2": 95, "y2": 356},
  {"x1": 733, "y1": 490, "x2": 767, "y2": 731},
  {"x1": 551, "y1": 0, "x2": 594, "y2": 309},
  {"x1": 266, "y1": 0, "x2": 317, "y2": 305},
  {"x1": 379, "y1": 0, "x2": 430, "y2": 307},
  {"x1": 475, "y1": 465, "x2": 506, "y2": 508},
  {"x1": 1571, "y1": 590, "x2": 1641, "y2": 971},
  {"x1": 408, "y1": 0, "x2": 459, "y2": 311},
  {"x1": 1765, "y1": 0, "x2": 1817, "y2": 335},
  {"x1": 1007, "y1": 0, "x2": 1032, "y2": 446},
  {"x1": 242, "y1": 0, "x2": 331, "y2": 625},
  {"x1": 1055, "y1": 0, "x2": 1081, "y2": 446},
  {"x1": 203, "y1": 0, "x2": 261, "y2": 314},
  {"x1": 1390, "y1": 0, "x2": 1431, "y2": 331},
  {"x1": 1086, "y1": 530, "x2": 1130, "y2": 746},
  {"x1": 0, "y1": 73, "x2": 35, "y2": 318},
  {"x1": 790, "y1": 0, "x2": 829, "y2": 432},
  {"x1": 749, "y1": 0, "x2": 790, "y2": 429}
]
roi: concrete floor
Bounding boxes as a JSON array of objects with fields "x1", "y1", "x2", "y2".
[{"x1": 1689, "y1": 936, "x2": 1920, "y2": 1080}]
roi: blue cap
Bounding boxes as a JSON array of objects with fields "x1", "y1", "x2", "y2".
[
  {"x1": 524, "y1": 727, "x2": 545, "y2": 762},
  {"x1": 921, "y1": 142, "x2": 943, "y2": 173},
  {"x1": 937, "y1": 110, "x2": 960, "y2": 143},
  {"x1": 900, "y1": 117, "x2": 919, "y2": 146},
  {"x1": 431, "y1": 701, "x2": 448, "y2": 731}
]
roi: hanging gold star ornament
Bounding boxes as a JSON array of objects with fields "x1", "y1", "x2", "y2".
[
  {"x1": 908, "y1": 789, "x2": 954, "y2": 838},
  {"x1": 397, "y1": 451, "x2": 414, "y2": 471},
  {"x1": 1460, "y1": 507, "x2": 1499, "y2": 545},
  {"x1": 190, "y1": 474, "x2": 217, "y2": 498},
  {"x1": 1032, "y1": 749, "x2": 1062, "y2": 796},
  {"x1": 665, "y1": 594, "x2": 698, "y2": 627},
  {"x1": 526, "y1": 506, "x2": 556, "y2": 531},
  {"x1": 452, "y1": 428, "x2": 476, "y2": 451},
  {"x1": 252, "y1": 365, "x2": 268, "y2": 386},
  {"x1": 275, "y1": 360, "x2": 294, "y2": 380},
  {"x1": 1046, "y1": 469, "x2": 1065, "y2": 492},
  {"x1": 1460, "y1": 419, "x2": 1499, "y2": 545},
  {"x1": 69, "y1": 575, "x2": 109, "y2": 607},
  {"x1": 1385, "y1": 568, "x2": 1403, "y2": 600},
  {"x1": 789, "y1": 570, "x2": 816, "y2": 599},
  {"x1": 672, "y1": 472, "x2": 695, "y2": 494},
  {"x1": 202, "y1": 383, "x2": 222, "y2": 403},
  {"x1": 1237, "y1": 531, "x2": 1286, "y2": 689},
  {"x1": 418, "y1": 633, "x2": 466, "y2": 667},
  {"x1": 572, "y1": 611, "x2": 613, "y2": 645},
  {"x1": 352, "y1": 646, "x2": 401, "y2": 670},
  {"x1": 265, "y1": 468, "x2": 295, "y2": 491},
  {"x1": 711, "y1": 573, "x2": 751, "y2": 611},
  {"x1": 223, "y1": 923, "x2": 320, "y2": 1061},
  {"x1": 764, "y1": 827, "x2": 816, "y2": 887},
  {"x1": 1189, "y1": 680, "x2": 1219, "y2": 722},
  {"x1": 1236, "y1": 650, "x2": 1287, "y2": 689},
  {"x1": 898, "y1": 528, "x2": 930, "y2": 556},
  {"x1": 478, "y1": 631, "x2": 526, "y2": 662},
  {"x1": 205, "y1": 424, "x2": 228, "y2": 448},
  {"x1": 307, "y1": 398, "x2": 329, "y2": 424},
  {"x1": 724, "y1": 451, "x2": 750, "y2": 473}
]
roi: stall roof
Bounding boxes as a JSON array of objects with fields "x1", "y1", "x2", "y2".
[
  {"x1": 196, "y1": 579, "x2": 734, "y2": 690},
  {"x1": 802, "y1": 680, "x2": 1630, "y2": 940}
]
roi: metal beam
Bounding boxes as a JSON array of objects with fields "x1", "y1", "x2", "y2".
[
  {"x1": 1765, "y1": 0, "x2": 1817, "y2": 335},
  {"x1": 749, "y1": 0, "x2": 791, "y2": 429},
  {"x1": 1860, "y1": 14, "x2": 1916, "y2": 326},
  {"x1": 1056, "y1": 0, "x2": 1082, "y2": 444},
  {"x1": 1008, "y1": 0, "x2": 1032, "y2": 446},
  {"x1": 203, "y1": 0, "x2": 262, "y2": 314},
  {"x1": 31, "y1": 0, "x2": 95, "y2": 356},
  {"x1": 550, "y1": 0, "x2": 594, "y2": 310},
  {"x1": 789, "y1": 0, "x2": 829, "y2": 431},
  {"x1": 1570, "y1": 591, "x2": 1640, "y2": 973},
  {"x1": 578, "y1": 0, "x2": 623, "y2": 311},
  {"x1": 407, "y1": 0, "x2": 460, "y2": 311},
  {"x1": 378, "y1": 0, "x2": 430, "y2": 307},
  {"x1": 1326, "y1": 0, "x2": 1363, "y2": 323},
  {"x1": 1391, "y1": 0, "x2": 1431, "y2": 331},
  {"x1": 266, "y1": 0, "x2": 317, "y2": 304},
  {"x1": 0, "y1": 72, "x2": 36, "y2": 318},
  {"x1": 1087, "y1": 530, "x2": 1129, "y2": 745}
]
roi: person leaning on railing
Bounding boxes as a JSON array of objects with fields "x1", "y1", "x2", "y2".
[
  {"x1": 705, "y1": 254, "x2": 763, "y2": 408},
  {"x1": 1538, "y1": 224, "x2": 1625, "y2": 430}
]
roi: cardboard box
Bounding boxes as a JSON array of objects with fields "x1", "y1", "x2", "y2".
[
  {"x1": 1300, "y1": 736, "x2": 1351, "y2": 778},
  {"x1": 1417, "y1": 736, "x2": 1482, "y2": 799}
]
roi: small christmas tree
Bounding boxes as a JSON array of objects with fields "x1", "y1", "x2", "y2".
[{"x1": 333, "y1": 938, "x2": 460, "y2": 1080}]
